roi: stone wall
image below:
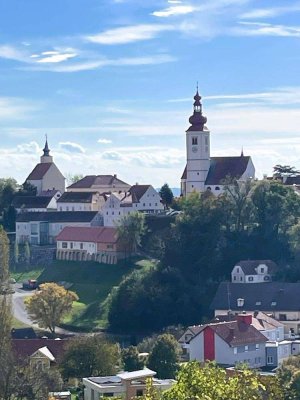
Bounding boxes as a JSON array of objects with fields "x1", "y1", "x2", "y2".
[{"x1": 9, "y1": 244, "x2": 56, "y2": 268}]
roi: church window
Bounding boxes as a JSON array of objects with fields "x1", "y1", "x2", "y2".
[
  {"x1": 215, "y1": 187, "x2": 220, "y2": 190},
  {"x1": 205, "y1": 136, "x2": 208, "y2": 145},
  {"x1": 192, "y1": 137, "x2": 198, "y2": 145},
  {"x1": 149, "y1": 203, "x2": 151, "y2": 206}
]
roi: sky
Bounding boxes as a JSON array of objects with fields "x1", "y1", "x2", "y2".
[{"x1": 1, "y1": 0, "x2": 300, "y2": 188}]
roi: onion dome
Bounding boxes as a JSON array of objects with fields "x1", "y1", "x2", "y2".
[{"x1": 187, "y1": 89, "x2": 207, "y2": 131}]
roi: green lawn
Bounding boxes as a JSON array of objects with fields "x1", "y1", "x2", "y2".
[{"x1": 12, "y1": 258, "x2": 154, "y2": 332}]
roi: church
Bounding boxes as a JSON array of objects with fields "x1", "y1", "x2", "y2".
[
  {"x1": 181, "y1": 90, "x2": 255, "y2": 197},
  {"x1": 26, "y1": 139, "x2": 65, "y2": 195}
]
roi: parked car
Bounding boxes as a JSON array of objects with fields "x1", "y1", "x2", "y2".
[{"x1": 22, "y1": 279, "x2": 39, "y2": 290}]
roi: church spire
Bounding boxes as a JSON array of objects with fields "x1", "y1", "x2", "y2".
[
  {"x1": 43, "y1": 135, "x2": 50, "y2": 157},
  {"x1": 187, "y1": 86, "x2": 207, "y2": 132},
  {"x1": 40, "y1": 135, "x2": 53, "y2": 163}
]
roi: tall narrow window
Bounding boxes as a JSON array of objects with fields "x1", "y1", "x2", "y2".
[{"x1": 192, "y1": 137, "x2": 198, "y2": 145}]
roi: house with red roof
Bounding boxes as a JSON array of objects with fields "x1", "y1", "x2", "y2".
[
  {"x1": 56, "y1": 226, "x2": 125, "y2": 264},
  {"x1": 12, "y1": 338, "x2": 68, "y2": 370},
  {"x1": 26, "y1": 139, "x2": 65, "y2": 195},
  {"x1": 187, "y1": 314, "x2": 267, "y2": 368},
  {"x1": 181, "y1": 90, "x2": 255, "y2": 196}
]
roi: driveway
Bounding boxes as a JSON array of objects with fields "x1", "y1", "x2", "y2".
[{"x1": 12, "y1": 284, "x2": 77, "y2": 335}]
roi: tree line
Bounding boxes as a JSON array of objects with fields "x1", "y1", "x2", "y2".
[{"x1": 108, "y1": 179, "x2": 300, "y2": 333}]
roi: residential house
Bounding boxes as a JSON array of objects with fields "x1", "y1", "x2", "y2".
[
  {"x1": 26, "y1": 139, "x2": 65, "y2": 195},
  {"x1": 56, "y1": 226, "x2": 125, "y2": 264},
  {"x1": 187, "y1": 314, "x2": 267, "y2": 368},
  {"x1": 231, "y1": 260, "x2": 278, "y2": 283},
  {"x1": 57, "y1": 191, "x2": 105, "y2": 211},
  {"x1": 16, "y1": 211, "x2": 102, "y2": 245},
  {"x1": 181, "y1": 90, "x2": 255, "y2": 197},
  {"x1": 210, "y1": 282, "x2": 300, "y2": 336},
  {"x1": 83, "y1": 369, "x2": 175, "y2": 400},
  {"x1": 103, "y1": 185, "x2": 164, "y2": 226},
  {"x1": 67, "y1": 174, "x2": 131, "y2": 194},
  {"x1": 179, "y1": 311, "x2": 284, "y2": 363},
  {"x1": 12, "y1": 338, "x2": 67, "y2": 370}
]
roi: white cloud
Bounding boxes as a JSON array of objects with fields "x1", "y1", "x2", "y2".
[
  {"x1": 240, "y1": 4, "x2": 300, "y2": 19},
  {"x1": 59, "y1": 141, "x2": 86, "y2": 153},
  {"x1": 24, "y1": 54, "x2": 175, "y2": 72},
  {"x1": 236, "y1": 21, "x2": 300, "y2": 37},
  {"x1": 85, "y1": 24, "x2": 175, "y2": 45},
  {"x1": 0, "y1": 45, "x2": 27, "y2": 62},
  {"x1": 98, "y1": 138, "x2": 112, "y2": 144},
  {"x1": 37, "y1": 52, "x2": 77, "y2": 63},
  {"x1": 152, "y1": 5, "x2": 196, "y2": 17}
]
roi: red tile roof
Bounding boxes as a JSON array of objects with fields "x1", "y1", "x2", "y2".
[
  {"x1": 26, "y1": 163, "x2": 52, "y2": 180},
  {"x1": 67, "y1": 175, "x2": 130, "y2": 189},
  {"x1": 56, "y1": 226, "x2": 118, "y2": 243},
  {"x1": 190, "y1": 321, "x2": 267, "y2": 347},
  {"x1": 12, "y1": 339, "x2": 68, "y2": 362},
  {"x1": 129, "y1": 185, "x2": 151, "y2": 202}
]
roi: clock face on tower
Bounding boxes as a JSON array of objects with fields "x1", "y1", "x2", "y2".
[{"x1": 192, "y1": 146, "x2": 198, "y2": 153}]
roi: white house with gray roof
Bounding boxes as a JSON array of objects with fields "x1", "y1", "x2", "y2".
[
  {"x1": 211, "y1": 282, "x2": 300, "y2": 337},
  {"x1": 103, "y1": 185, "x2": 164, "y2": 227},
  {"x1": 181, "y1": 90, "x2": 255, "y2": 197},
  {"x1": 231, "y1": 260, "x2": 278, "y2": 283},
  {"x1": 67, "y1": 174, "x2": 131, "y2": 194}
]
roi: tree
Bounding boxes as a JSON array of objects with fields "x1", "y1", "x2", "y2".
[
  {"x1": 13, "y1": 241, "x2": 19, "y2": 267},
  {"x1": 61, "y1": 336, "x2": 121, "y2": 379},
  {"x1": 122, "y1": 346, "x2": 144, "y2": 371},
  {"x1": 0, "y1": 178, "x2": 18, "y2": 213},
  {"x1": 66, "y1": 173, "x2": 84, "y2": 185},
  {"x1": 162, "y1": 362, "x2": 284, "y2": 400},
  {"x1": 18, "y1": 181, "x2": 37, "y2": 196},
  {"x1": 147, "y1": 334, "x2": 180, "y2": 379},
  {"x1": 159, "y1": 184, "x2": 174, "y2": 209},
  {"x1": 0, "y1": 226, "x2": 10, "y2": 292},
  {"x1": 273, "y1": 165, "x2": 300, "y2": 177},
  {"x1": 116, "y1": 212, "x2": 146, "y2": 257},
  {"x1": 24, "y1": 241, "x2": 31, "y2": 265},
  {"x1": 277, "y1": 355, "x2": 300, "y2": 399},
  {"x1": 25, "y1": 282, "x2": 78, "y2": 335}
]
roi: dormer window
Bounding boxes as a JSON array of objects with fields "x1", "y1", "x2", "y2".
[
  {"x1": 192, "y1": 137, "x2": 198, "y2": 145},
  {"x1": 260, "y1": 267, "x2": 264, "y2": 273}
]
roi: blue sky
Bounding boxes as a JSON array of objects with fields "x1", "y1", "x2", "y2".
[{"x1": 1, "y1": 0, "x2": 300, "y2": 187}]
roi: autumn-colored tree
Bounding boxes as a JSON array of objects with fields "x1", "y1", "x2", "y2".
[
  {"x1": 25, "y1": 282, "x2": 78, "y2": 334},
  {"x1": 162, "y1": 362, "x2": 283, "y2": 400}
]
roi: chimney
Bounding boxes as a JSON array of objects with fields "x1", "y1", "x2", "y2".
[
  {"x1": 237, "y1": 313, "x2": 252, "y2": 325},
  {"x1": 237, "y1": 298, "x2": 244, "y2": 307}
]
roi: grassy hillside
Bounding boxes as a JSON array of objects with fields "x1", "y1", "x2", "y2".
[{"x1": 12, "y1": 258, "x2": 155, "y2": 331}]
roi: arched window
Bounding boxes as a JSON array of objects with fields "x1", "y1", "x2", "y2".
[
  {"x1": 207, "y1": 187, "x2": 211, "y2": 191},
  {"x1": 215, "y1": 186, "x2": 220, "y2": 190}
]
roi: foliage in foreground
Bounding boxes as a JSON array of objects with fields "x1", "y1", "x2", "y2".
[{"x1": 161, "y1": 362, "x2": 284, "y2": 400}]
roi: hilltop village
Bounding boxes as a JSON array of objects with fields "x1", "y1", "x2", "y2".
[{"x1": 2, "y1": 91, "x2": 300, "y2": 399}]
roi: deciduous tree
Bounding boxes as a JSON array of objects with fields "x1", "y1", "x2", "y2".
[
  {"x1": 159, "y1": 184, "x2": 174, "y2": 209},
  {"x1": 147, "y1": 334, "x2": 180, "y2": 379},
  {"x1": 61, "y1": 336, "x2": 121, "y2": 379},
  {"x1": 25, "y1": 282, "x2": 78, "y2": 335},
  {"x1": 116, "y1": 211, "x2": 146, "y2": 257},
  {"x1": 122, "y1": 346, "x2": 144, "y2": 371}
]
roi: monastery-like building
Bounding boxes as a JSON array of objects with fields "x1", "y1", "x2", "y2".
[{"x1": 181, "y1": 90, "x2": 255, "y2": 196}]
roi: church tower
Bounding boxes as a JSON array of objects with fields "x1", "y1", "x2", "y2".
[
  {"x1": 184, "y1": 89, "x2": 210, "y2": 195},
  {"x1": 40, "y1": 137, "x2": 53, "y2": 163}
]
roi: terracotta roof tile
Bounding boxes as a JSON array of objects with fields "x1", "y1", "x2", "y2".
[
  {"x1": 56, "y1": 226, "x2": 118, "y2": 243},
  {"x1": 205, "y1": 156, "x2": 250, "y2": 185},
  {"x1": 26, "y1": 163, "x2": 52, "y2": 180},
  {"x1": 67, "y1": 175, "x2": 130, "y2": 189}
]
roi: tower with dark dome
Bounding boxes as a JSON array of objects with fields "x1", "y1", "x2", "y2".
[
  {"x1": 181, "y1": 88, "x2": 210, "y2": 196},
  {"x1": 181, "y1": 88, "x2": 255, "y2": 197}
]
